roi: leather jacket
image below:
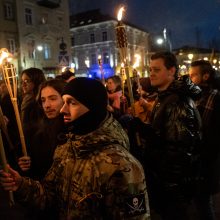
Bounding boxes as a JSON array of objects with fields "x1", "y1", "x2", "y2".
[{"x1": 144, "y1": 76, "x2": 202, "y2": 191}]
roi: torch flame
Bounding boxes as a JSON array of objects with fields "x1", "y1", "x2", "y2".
[
  {"x1": 117, "y1": 6, "x2": 125, "y2": 21},
  {"x1": 0, "y1": 48, "x2": 10, "y2": 65},
  {"x1": 133, "y1": 54, "x2": 141, "y2": 69}
]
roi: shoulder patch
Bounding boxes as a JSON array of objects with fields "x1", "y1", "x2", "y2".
[{"x1": 124, "y1": 193, "x2": 147, "y2": 217}]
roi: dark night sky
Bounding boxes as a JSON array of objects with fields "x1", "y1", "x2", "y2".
[{"x1": 69, "y1": 0, "x2": 220, "y2": 49}]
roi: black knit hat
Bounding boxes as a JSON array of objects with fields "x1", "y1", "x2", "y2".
[{"x1": 62, "y1": 77, "x2": 108, "y2": 112}]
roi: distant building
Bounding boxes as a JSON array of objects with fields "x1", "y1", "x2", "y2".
[
  {"x1": 173, "y1": 46, "x2": 220, "y2": 74},
  {"x1": 70, "y1": 9, "x2": 149, "y2": 79},
  {"x1": 0, "y1": 0, "x2": 71, "y2": 78}
]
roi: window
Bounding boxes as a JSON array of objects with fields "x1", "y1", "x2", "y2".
[
  {"x1": 7, "y1": 39, "x2": 16, "y2": 54},
  {"x1": 44, "y1": 43, "x2": 51, "y2": 59},
  {"x1": 27, "y1": 40, "x2": 35, "y2": 59},
  {"x1": 91, "y1": 54, "x2": 96, "y2": 65},
  {"x1": 71, "y1": 36, "x2": 75, "y2": 46},
  {"x1": 25, "y1": 8, "x2": 32, "y2": 25},
  {"x1": 102, "y1": 31, "x2": 107, "y2": 41},
  {"x1": 41, "y1": 13, "x2": 48, "y2": 24},
  {"x1": 4, "y1": 3, "x2": 13, "y2": 20},
  {"x1": 90, "y1": 33, "x2": 95, "y2": 43},
  {"x1": 103, "y1": 52, "x2": 109, "y2": 64}
]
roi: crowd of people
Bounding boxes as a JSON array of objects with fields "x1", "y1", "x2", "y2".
[{"x1": 0, "y1": 51, "x2": 219, "y2": 220}]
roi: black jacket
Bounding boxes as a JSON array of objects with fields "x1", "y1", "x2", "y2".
[{"x1": 143, "y1": 76, "x2": 202, "y2": 198}]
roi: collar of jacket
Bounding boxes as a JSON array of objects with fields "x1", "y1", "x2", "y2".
[
  {"x1": 158, "y1": 75, "x2": 202, "y2": 101},
  {"x1": 65, "y1": 113, "x2": 129, "y2": 158}
]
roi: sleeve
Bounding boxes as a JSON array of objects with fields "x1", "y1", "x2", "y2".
[
  {"x1": 14, "y1": 166, "x2": 57, "y2": 210},
  {"x1": 103, "y1": 160, "x2": 151, "y2": 220}
]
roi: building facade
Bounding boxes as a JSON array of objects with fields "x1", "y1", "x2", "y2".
[
  {"x1": 70, "y1": 9, "x2": 149, "y2": 79},
  {"x1": 0, "y1": 0, "x2": 71, "y2": 78}
]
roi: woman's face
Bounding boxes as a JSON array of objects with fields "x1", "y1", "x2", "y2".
[
  {"x1": 106, "y1": 78, "x2": 117, "y2": 92},
  {"x1": 41, "y1": 86, "x2": 64, "y2": 119},
  {"x1": 21, "y1": 73, "x2": 34, "y2": 94}
]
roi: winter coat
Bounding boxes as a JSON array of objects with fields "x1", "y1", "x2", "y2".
[
  {"x1": 27, "y1": 115, "x2": 65, "y2": 181},
  {"x1": 143, "y1": 76, "x2": 202, "y2": 202},
  {"x1": 21, "y1": 94, "x2": 45, "y2": 157},
  {"x1": 196, "y1": 86, "x2": 220, "y2": 194},
  {"x1": 15, "y1": 114, "x2": 150, "y2": 220}
]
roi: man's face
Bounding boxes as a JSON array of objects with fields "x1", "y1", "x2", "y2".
[
  {"x1": 60, "y1": 94, "x2": 89, "y2": 123},
  {"x1": 189, "y1": 66, "x2": 203, "y2": 85},
  {"x1": 41, "y1": 86, "x2": 64, "y2": 119},
  {"x1": 149, "y1": 58, "x2": 175, "y2": 91}
]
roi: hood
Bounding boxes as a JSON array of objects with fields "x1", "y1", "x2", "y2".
[{"x1": 66, "y1": 113, "x2": 130, "y2": 157}]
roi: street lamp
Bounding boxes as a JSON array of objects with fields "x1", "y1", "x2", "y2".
[
  {"x1": 188, "y1": 53, "x2": 194, "y2": 60},
  {"x1": 37, "y1": 45, "x2": 43, "y2": 51},
  {"x1": 156, "y1": 38, "x2": 164, "y2": 45}
]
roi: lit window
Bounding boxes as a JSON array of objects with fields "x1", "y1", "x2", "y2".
[
  {"x1": 44, "y1": 43, "x2": 51, "y2": 59},
  {"x1": 27, "y1": 40, "x2": 35, "y2": 59},
  {"x1": 41, "y1": 13, "x2": 48, "y2": 24},
  {"x1": 7, "y1": 39, "x2": 16, "y2": 54},
  {"x1": 103, "y1": 52, "x2": 109, "y2": 64}
]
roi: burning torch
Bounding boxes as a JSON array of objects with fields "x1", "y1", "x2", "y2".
[
  {"x1": 0, "y1": 48, "x2": 16, "y2": 206},
  {"x1": 0, "y1": 48, "x2": 27, "y2": 157},
  {"x1": 115, "y1": 6, "x2": 135, "y2": 113},
  {"x1": 98, "y1": 55, "x2": 105, "y2": 85}
]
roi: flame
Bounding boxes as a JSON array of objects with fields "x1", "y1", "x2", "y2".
[
  {"x1": 0, "y1": 48, "x2": 10, "y2": 65},
  {"x1": 117, "y1": 6, "x2": 125, "y2": 21},
  {"x1": 133, "y1": 54, "x2": 141, "y2": 68}
]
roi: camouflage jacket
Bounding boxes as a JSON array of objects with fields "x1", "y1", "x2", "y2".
[{"x1": 15, "y1": 114, "x2": 150, "y2": 220}]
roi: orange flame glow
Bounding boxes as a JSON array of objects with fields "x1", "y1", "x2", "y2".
[
  {"x1": 117, "y1": 6, "x2": 125, "y2": 21},
  {"x1": 0, "y1": 48, "x2": 10, "y2": 65}
]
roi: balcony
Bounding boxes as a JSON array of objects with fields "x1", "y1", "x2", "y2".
[{"x1": 37, "y1": 0, "x2": 60, "y2": 9}]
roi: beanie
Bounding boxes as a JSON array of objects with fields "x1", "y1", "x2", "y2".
[
  {"x1": 62, "y1": 77, "x2": 108, "y2": 111},
  {"x1": 62, "y1": 77, "x2": 108, "y2": 134}
]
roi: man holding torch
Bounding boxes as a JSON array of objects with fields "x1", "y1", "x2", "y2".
[{"x1": 0, "y1": 77, "x2": 150, "y2": 219}]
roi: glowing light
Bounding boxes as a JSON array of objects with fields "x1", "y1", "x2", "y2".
[
  {"x1": 85, "y1": 59, "x2": 90, "y2": 68},
  {"x1": 213, "y1": 59, "x2": 217, "y2": 64},
  {"x1": 156, "y1": 38, "x2": 164, "y2": 45},
  {"x1": 61, "y1": 67, "x2": 66, "y2": 72},
  {"x1": 37, "y1": 45, "x2": 43, "y2": 51},
  {"x1": 0, "y1": 48, "x2": 10, "y2": 65},
  {"x1": 188, "y1": 53, "x2": 194, "y2": 60},
  {"x1": 133, "y1": 54, "x2": 141, "y2": 69},
  {"x1": 117, "y1": 6, "x2": 125, "y2": 21}
]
